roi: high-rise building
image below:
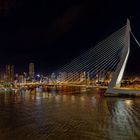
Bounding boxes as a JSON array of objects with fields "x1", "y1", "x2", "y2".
[
  {"x1": 18, "y1": 75, "x2": 24, "y2": 83},
  {"x1": 0, "y1": 66, "x2": 5, "y2": 82},
  {"x1": 10, "y1": 65, "x2": 14, "y2": 81},
  {"x1": 5, "y1": 65, "x2": 14, "y2": 82},
  {"x1": 29, "y1": 63, "x2": 35, "y2": 78}
]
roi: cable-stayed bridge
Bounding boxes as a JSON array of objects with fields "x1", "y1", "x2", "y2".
[{"x1": 48, "y1": 19, "x2": 140, "y2": 95}]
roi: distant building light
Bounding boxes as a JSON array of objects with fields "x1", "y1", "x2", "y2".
[{"x1": 37, "y1": 74, "x2": 40, "y2": 77}]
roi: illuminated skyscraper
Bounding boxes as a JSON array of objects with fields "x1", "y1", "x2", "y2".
[
  {"x1": 10, "y1": 65, "x2": 14, "y2": 81},
  {"x1": 0, "y1": 66, "x2": 4, "y2": 82},
  {"x1": 29, "y1": 63, "x2": 35, "y2": 78},
  {"x1": 5, "y1": 65, "x2": 14, "y2": 82}
]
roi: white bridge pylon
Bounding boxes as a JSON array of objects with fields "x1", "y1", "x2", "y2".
[
  {"x1": 106, "y1": 19, "x2": 131, "y2": 93},
  {"x1": 55, "y1": 19, "x2": 140, "y2": 95}
]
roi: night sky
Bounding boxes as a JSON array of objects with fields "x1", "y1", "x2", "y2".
[{"x1": 0, "y1": 0, "x2": 140, "y2": 74}]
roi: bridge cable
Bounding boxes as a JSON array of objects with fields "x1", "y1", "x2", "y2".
[{"x1": 131, "y1": 31, "x2": 140, "y2": 47}]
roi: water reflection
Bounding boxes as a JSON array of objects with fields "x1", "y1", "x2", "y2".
[
  {"x1": 0, "y1": 88, "x2": 140, "y2": 140},
  {"x1": 125, "y1": 99, "x2": 133, "y2": 106}
]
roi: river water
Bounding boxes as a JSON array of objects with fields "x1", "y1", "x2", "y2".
[{"x1": 0, "y1": 88, "x2": 140, "y2": 140}]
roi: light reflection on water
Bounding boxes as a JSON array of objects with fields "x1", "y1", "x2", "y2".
[{"x1": 0, "y1": 88, "x2": 140, "y2": 140}]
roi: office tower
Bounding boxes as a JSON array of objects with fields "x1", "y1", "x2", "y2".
[
  {"x1": 10, "y1": 65, "x2": 14, "y2": 81},
  {"x1": 5, "y1": 65, "x2": 14, "y2": 82},
  {"x1": 29, "y1": 63, "x2": 35, "y2": 78},
  {"x1": 0, "y1": 66, "x2": 4, "y2": 82}
]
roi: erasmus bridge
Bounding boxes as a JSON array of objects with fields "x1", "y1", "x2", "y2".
[{"x1": 49, "y1": 19, "x2": 140, "y2": 96}]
